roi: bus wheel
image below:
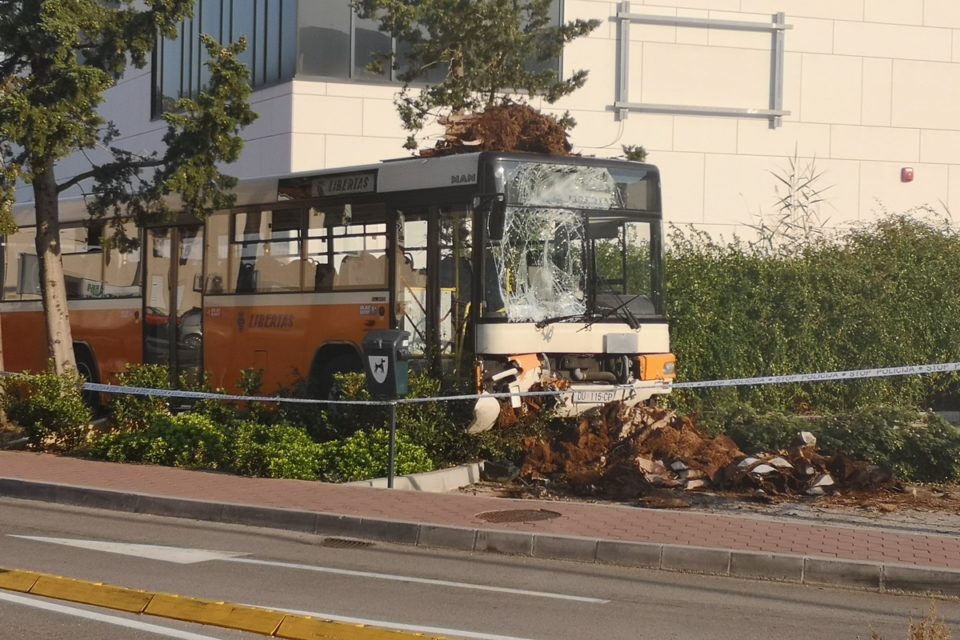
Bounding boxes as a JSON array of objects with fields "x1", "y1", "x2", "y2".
[
  {"x1": 74, "y1": 349, "x2": 102, "y2": 416},
  {"x1": 309, "y1": 353, "x2": 362, "y2": 401}
]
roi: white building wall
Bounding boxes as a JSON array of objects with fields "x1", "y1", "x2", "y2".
[{"x1": 545, "y1": 0, "x2": 960, "y2": 238}]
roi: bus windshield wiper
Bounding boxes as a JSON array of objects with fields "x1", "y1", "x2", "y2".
[
  {"x1": 581, "y1": 293, "x2": 642, "y2": 331},
  {"x1": 535, "y1": 313, "x2": 591, "y2": 329}
]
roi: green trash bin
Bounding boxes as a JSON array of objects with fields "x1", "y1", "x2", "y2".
[{"x1": 362, "y1": 330, "x2": 410, "y2": 398}]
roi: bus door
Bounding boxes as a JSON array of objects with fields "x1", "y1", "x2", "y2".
[
  {"x1": 143, "y1": 225, "x2": 204, "y2": 383},
  {"x1": 394, "y1": 204, "x2": 474, "y2": 375}
]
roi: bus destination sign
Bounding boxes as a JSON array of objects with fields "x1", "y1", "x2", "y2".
[{"x1": 312, "y1": 171, "x2": 377, "y2": 197}]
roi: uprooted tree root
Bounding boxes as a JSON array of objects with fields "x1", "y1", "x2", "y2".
[
  {"x1": 422, "y1": 104, "x2": 573, "y2": 157},
  {"x1": 518, "y1": 403, "x2": 899, "y2": 501}
]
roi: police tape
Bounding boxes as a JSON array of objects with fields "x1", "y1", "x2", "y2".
[
  {"x1": 671, "y1": 361, "x2": 960, "y2": 390},
  {"x1": 63, "y1": 360, "x2": 960, "y2": 407}
]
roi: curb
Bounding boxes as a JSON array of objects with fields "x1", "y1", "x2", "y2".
[
  {"x1": 2, "y1": 478, "x2": 959, "y2": 599},
  {"x1": 345, "y1": 462, "x2": 484, "y2": 491},
  {"x1": 0, "y1": 567, "x2": 438, "y2": 639}
]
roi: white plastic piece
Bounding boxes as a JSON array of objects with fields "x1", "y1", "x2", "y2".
[
  {"x1": 490, "y1": 367, "x2": 519, "y2": 382},
  {"x1": 509, "y1": 383, "x2": 522, "y2": 409},
  {"x1": 767, "y1": 456, "x2": 793, "y2": 469},
  {"x1": 467, "y1": 392, "x2": 501, "y2": 434},
  {"x1": 750, "y1": 464, "x2": 777, "y2": 475}
]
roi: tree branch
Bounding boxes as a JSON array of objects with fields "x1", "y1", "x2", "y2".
[{"x1": 56, "y1": 157, "x2": 164, "y2": 194}]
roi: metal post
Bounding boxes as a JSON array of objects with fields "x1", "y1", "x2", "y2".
[
  {"x1": 771, "y1": 12, "x2": 786, "y2": 129},
  {"x1": 387, "y1": 401, "x2": 397, "y2": 489},
  {"x1": 616, "y1": 1, "x2": 630, "y2": 121}
]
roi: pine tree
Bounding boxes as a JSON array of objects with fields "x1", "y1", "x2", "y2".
[
  {"x1": 0, "y1": 1, "x2": 256, "y2": 373},
  {"x1": 353, "y1": 0, "x2": 599, "y2": 150}
]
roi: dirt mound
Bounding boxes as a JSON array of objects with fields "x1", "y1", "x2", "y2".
[
  {"x1": 519, "y1": 404, "x2": 898, "y2": 500},
  {"x1": 422, "y1": 104, "x2": 572, "y2": 157}
]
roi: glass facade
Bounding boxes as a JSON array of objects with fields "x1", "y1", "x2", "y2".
[
  {"x1": 153, "y1": 0, "x2": 297, "y2": 115},
  {"x1": 153, "y1": 1, "x2": 561, "y2": 115}
]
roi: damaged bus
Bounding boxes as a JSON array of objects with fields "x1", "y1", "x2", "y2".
[{"x1": 1, "y1": 151, "x2": 674, "y2": 429}]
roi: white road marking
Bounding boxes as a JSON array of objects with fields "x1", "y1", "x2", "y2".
[
  {"x1": 226, "y1": 556, "x2": 609, "y2": 603},
  {"x1": 9, "y1": 534, "x2": 608, "y2": 604},
  {"x1": 258, "y1": 603, "x2": 544, "y2": 640},
  {"x1": 10, "y1": 536, "x2": 247, "y2": 564},
  {"x1": 0, "y1": 591, "x2": 232, "y2": 640}
]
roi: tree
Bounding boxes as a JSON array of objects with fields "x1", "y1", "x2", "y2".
[
  {"x1": 0, "y1": 1, "x2": 256, "y2": 374},
  {"x1": 353, "y1": 0, "x2": 599, "y2": 150}
]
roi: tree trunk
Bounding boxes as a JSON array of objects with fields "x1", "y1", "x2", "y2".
[
  {"x1": 0, "y1": 304, "x2": 6, "y2": 429},
  {"x1": 33, "y1": 160, "x2": 76, "y2": 373}
]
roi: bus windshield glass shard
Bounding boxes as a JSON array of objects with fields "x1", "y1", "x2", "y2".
[{"x1": 484, "y1": 160, "x2": 663, "y2": 323}]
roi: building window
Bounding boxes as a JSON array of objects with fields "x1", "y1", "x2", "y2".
[
  {"x1": 153, "y1": 0, "x2": 562, "y2": 115},
  {"x1": 153, "y1": 0, "x2": 297, "y2": 116},
  {"x1": 295, "y1": 1, "x2": 561, "y2": 83}
]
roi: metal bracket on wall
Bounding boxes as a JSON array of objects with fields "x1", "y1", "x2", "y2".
[{"x1": 614, "y1": 2, "x2": 791, "y2": 129}]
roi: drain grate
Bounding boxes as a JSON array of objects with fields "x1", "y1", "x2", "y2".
[
  {"x1": 321, "y1": 537, "x2": 374, "y2": 549},
  {"x1": 475, "y1": 509, "x2": 562, "y2": 523}
]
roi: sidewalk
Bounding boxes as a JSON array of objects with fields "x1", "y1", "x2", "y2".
[{"x1": 1, "y1": 451, "x2": 958, "y2": 597}]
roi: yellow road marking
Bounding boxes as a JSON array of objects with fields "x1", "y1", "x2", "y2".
[
  {"x1": 0, "y1": 569, "x2": 39, "y2": 593},
  {"x1": 145, "y1": 593, "x2": 285, "y2": 635},
  {"x1": 31, "y1": 575, "x2": 152, "y2": 613},
  {"x1": 276, "y1": 615, "x2": 432, "y2": 640},
  {"x1": 0, "y1": 567, "x2": 445, "y2": 639}
]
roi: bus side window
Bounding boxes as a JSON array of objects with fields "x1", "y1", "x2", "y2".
[
  {"x1": 205, "y1": 214, "x2": 230, "y2": 294},
  {"x1": 101, "y1": 221, "x2": 142, "y2": 298},
  {"x1": 307, "y1": 203, "x2": 387, "y2": 291}
]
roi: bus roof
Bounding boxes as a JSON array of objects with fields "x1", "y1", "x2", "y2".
[{"x1": 13, "y1": 152, "x2": 658, "y2": 226}]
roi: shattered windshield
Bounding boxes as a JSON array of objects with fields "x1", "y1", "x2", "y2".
[{"x1": 484, "y1": 160, "x2": 662, "y2": 323}]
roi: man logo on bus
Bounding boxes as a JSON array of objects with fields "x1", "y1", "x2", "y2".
[
  {"x1": 450, "y1": 173, "x2": 476, "y2": 185},
  {"x1": 369, "y1": 355, "x2": 389, "y2": 384}
]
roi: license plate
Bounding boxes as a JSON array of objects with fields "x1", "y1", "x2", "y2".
[{"x1": 572, "y1": 390, "x2": 617, "y2": 404}]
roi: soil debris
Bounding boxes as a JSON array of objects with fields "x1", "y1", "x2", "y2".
[{"x1": 518, "y1": 404, "x2": 899, "y2": 500}]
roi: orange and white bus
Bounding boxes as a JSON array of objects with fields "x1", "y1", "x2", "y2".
[{"x1": 2, "y1": 152, "x2": 674, "y2": 429}]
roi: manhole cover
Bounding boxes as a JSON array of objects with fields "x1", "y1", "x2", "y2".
[
  {"x1": 321, "y1": 537, "x2": 374, "y2": 549},
  {"x1": 475, "y1": 509, "x2": 562, "y2": 523}
]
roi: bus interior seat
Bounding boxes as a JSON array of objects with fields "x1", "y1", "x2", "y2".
[
  {"x1": 397, "y1": 255, "x2": 426, "y2": 289},
  {"x1": 336, "y1": 253, "x2": 387, "y2": 288},
  {"x1": 314, "y1": 262, "x2": 335, "y2": 291}
]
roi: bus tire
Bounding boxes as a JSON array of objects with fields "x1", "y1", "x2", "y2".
[{"x1": 73, "y1": 345, "x2": 102, "y2": 416}]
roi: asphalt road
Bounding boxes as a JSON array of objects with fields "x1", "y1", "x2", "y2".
[{"x1": 1, "y1": 497, "x2": 958, "y2": 640}]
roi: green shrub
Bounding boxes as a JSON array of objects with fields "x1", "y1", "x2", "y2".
[
  {"x1": 179, "y1": 370, "x2": 243, "y2": 426},
  {"x1": 397, "y1": 374, "x2": 475, "y2": 465},
  {"x1": 666, "y1": 214, "x2": 960, "y2": 413},
  {"x1": 897, "y1": 414, "x2": 960, "y2": 482},
  {"x1": 232, "y1": 421, "x2": 324, "y2": 480},
  {"x1": 708, "y1": 403, "x2": 960, "y2": 482},
  {"x1": 705, "y1": 404, "x2": 813, "y2": 454},
  {"x1": 274, "y1": 372, "x2": 329, "y2": 441},
  {"x1": 319, "y1": 372, "x2": 382, "y2": 440},
  {"x1": 91, "y1": 412, "x2": 228, "y2": 469},
  {"x1": 321, "y1": 371, "x2": 474, "y2": 465},
  {"x1": 111, "y1": 364, "x2": 174, "y2": 430},
  {"x1": 0, "y1": 368, "x2": 91, "y2": 451},
  {"x1": 317, "y1": 428, "x2": 433, "y2": 482}
]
